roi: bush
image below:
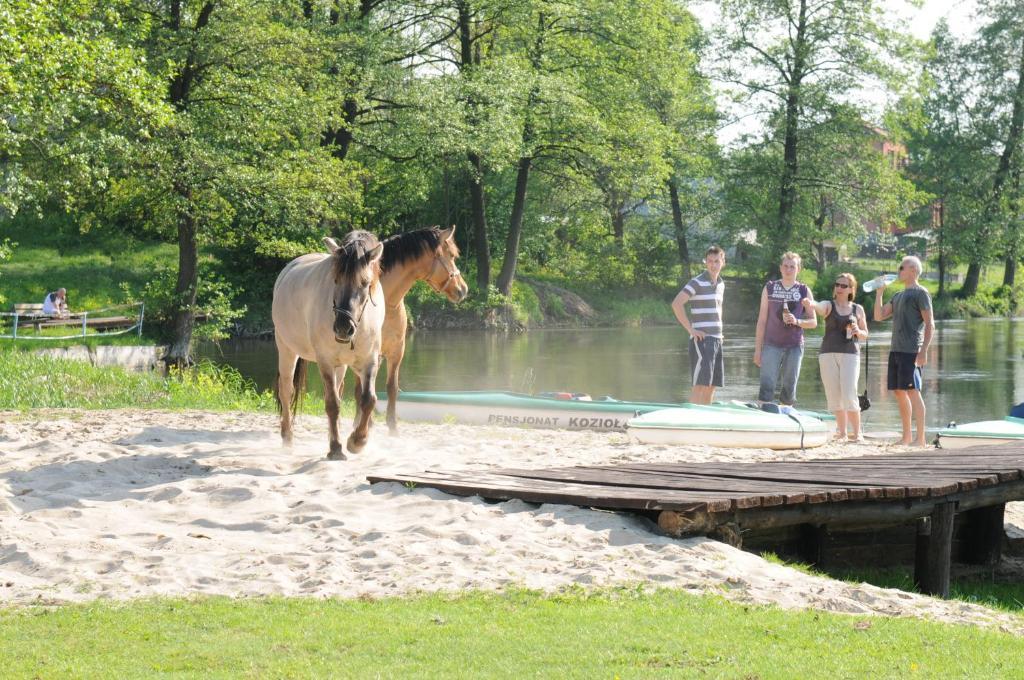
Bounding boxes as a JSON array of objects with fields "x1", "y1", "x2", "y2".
[
  {"x1": 940, "y1": 284, "x2": 1024, "y2": 318},
  {"x1": 135, "y1": 265, "x2": 245, "y2": 342}
]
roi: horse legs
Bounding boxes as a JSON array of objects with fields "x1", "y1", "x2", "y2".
[
  {"x1": 351, "y1": 373, "x2": 363, "y2": 429},
  {"x1": 276, "y1": 349, "x2": 299, "y2": 446},
  {"x1": 319, "y1": 363, "x2": 345, "y2": 460},
  {"x1": 385, "y1": 346, "x2": 404, "y2": 435},
  {"x1": 347, "y1": 356, "x2": 380, "y2": 454}
]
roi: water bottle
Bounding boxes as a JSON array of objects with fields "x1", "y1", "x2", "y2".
[
  {"x1": 862, "y1": 274, "x2": 897, "y2": 292},
  {"x1": 846, "y1": 320, "x2": 855, "y2": 340}
]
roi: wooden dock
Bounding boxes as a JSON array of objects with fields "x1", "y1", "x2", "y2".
[{"x1": 369, "y1": 443, "x2": 1024, "y2": 597}]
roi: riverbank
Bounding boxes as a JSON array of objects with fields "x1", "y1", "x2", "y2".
[{"x1": 1, "y1": 408, "x2": 1022, "y2": 633}]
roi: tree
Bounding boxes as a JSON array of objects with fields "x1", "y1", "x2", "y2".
[
  {"x1": 112, "y1": 0, "x2": 364, "y2": 364},
  {"x1": 908, "y1": 9, "x2": 1024, "y2": 297},
  {"x1": 714, "y1": 0, "x2": 915, "y2": 274},
  {"x1": 1, "y1": 0, "x2": 165, "y2": 216}
]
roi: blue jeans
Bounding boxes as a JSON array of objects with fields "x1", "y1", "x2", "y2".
[{"x1": 759, "y1": 343, "x2": 804, "y2": 405}]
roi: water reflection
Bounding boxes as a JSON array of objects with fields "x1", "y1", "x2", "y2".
[{"x1": 199, "y1": 318, "x2": 1024, "y2": 431}]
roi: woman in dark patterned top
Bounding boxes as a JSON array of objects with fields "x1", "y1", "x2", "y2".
[{"x1": 805, "y1": 272, "x2": 869, "y2": 442}]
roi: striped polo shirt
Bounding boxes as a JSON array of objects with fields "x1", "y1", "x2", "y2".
[{"x1": 682, "y1": 271, "x2": 725, "y2": 338}]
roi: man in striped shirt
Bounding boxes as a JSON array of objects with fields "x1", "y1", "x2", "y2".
[{"x1": 671, "y1": 246, "x2": 726, "y2": 405}]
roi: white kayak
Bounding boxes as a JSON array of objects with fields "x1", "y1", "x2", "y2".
[
  {"x1": 936, "y1": 416, "x2": 1024, "y2": 449},
  {"x1": 374, "y1": 390, "x2": 833, "y2": 434},
  {"x1": 626, "y1": 406, "x2": 829, "y2": 449}
]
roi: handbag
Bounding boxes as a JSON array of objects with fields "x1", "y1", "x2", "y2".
[{"x1": 859, "y1": 327, "x2": 871, "y2": 412}]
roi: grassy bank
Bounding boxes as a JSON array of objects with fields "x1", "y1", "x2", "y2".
[
  {"x1": 0, "y1": 589, "x2": 1021, "y2": 678},
  {"x1": 0, "y1": 351, "x2": 333, "y2": 415}
]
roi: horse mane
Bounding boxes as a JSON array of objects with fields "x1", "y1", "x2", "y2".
[
  {"x1": 332, "y1": 230, "x2": 381, "y2": 281},
  {"x1": 380, "y1": 227, "x2": 447, "y2": 274}
]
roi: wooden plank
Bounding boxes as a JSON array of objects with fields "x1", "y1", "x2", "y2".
[
  {"x1": 368, "y1": 471, "x2": 738, "y2": 512},
  {"x1": 604, "y1": 463, "x2": 958, "y2": 499},
  {"x1": 497, "y1": 467, "x2": 849, "y2": 505}
]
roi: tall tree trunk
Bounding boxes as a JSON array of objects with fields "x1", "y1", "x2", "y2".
[
  {"x1": 961, "y1": 262, "x2": 982, "y2": 297},
  {"x1": 773, "y1": 0, "x2": 807, "y2": 278},
  {"x1": 813, "y1": 241, "x2": 825, "y2": 273},
  {"x1": 668, "y1": 177, "x2": 690, "y2": 282},
  {"x1": 496, "y1": 13, "x2": 546, "y2": 297},
  {"x1": 164, "y1": 2, "x2": 214, "y2": 365},
  {"x1": 611, "y1": 201, "x2": 625, "y2": 243},
  {"x1": 937, "y1": 199, "x2": 946, "y2": 298},
  {"x1": 458, "y1": 1, "x2": 490, "y2": 292},
  {"x1": 977, "y1": 34, "x2": 1024, "y2": 297},
  {"x1": 1004, "y1": 256, "x2": 1017, "y2": 287},
  {"x1": 468, "y1": 152, "x2": 490, "y2": 291},
  {"x1": 167, "y1": 197, "x2": 199, "y2": 367},
  {"x1": 496, "y1": 156, "x2": 532, "y2": 296}
]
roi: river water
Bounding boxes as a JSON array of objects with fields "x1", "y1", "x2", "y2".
[{"x1": 199, "y1": 318, "x2": 1024, "y2": 432}]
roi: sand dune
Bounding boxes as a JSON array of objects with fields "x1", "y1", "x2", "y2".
[{"x1": 0, "y1": 409, "x2": 1021, "y2": 633}]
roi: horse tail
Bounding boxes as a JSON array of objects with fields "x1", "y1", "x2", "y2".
[
  {"x1": 290, "y1": 358, "x2": 307, "y2": 417},
  {"x1": 274, "y1": 358, "x2": 308, "y2": 418}
]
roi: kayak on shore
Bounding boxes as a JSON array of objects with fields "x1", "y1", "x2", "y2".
[
  {"x1": 935, "y1": 416, "x2": 1024, "y2": 449},
  {"x1": 374, "y1": 390, "x2": 834, "y2": 435},
  {"x1": 626, "y1": 406, "x2": 829, "y2": 450}
]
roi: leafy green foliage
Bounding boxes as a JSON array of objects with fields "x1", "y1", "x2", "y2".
[{"x1": 137, "y1": 266, "x2": 245, "y2": 342}]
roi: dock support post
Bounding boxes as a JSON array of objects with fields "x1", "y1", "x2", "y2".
[
  {"x1": 960, "y1": 503, "x2": 1005, "y2": 566},
  {"x1": 914, "y1": 501, "x2": 956, "y2": 597}
]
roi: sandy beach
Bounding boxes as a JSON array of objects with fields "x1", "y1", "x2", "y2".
[{"x1": 1, "y1": 409, "x2": 1022, "y2": 633}]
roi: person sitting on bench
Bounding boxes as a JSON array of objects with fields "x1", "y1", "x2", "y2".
[{"x1": 42, "y1": 288, "x2": 70, "y2": 318}]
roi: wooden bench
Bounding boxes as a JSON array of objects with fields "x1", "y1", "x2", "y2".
[
  {"x1": 34, "y1": 315, "x2": 134, "y2": 330},
  {"x1": 7, "y1": 303, "x2": 136, "y2": 334}
]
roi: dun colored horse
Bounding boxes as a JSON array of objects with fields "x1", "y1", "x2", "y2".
[
  {"x1": 355, "y1": 225, "x2": 468, "y2": 432},
  {"x1": 273, "y1": 230, "x2": 385, "y2": 460}
]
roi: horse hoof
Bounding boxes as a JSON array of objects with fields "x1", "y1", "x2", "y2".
[
  {"x1": 326, "y1": 443, "x2": 346, "y2": 461},
  {"x1": 346, "y1": 435, "x2": 367, "y2": 453}
]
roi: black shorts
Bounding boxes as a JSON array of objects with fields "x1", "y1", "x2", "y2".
[
  {"x1": 689, "y1": 335, "x2": 724, "y2": 388},
  {"x1": 887, "y1": 351, "x2": 922, "y2": 391}
]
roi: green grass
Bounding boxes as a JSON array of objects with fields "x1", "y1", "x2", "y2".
[
  {"x1": 762, "y1": 554, "x2": 1024, "y2": 616},
  {"x1": 1, "y1": 218, "x2": 177, "y2": 312},
  {"x1": 832, "y1": 567, "x2": 1024, "y2": 615},
  {"x1": 0, "y1": 350, "x2": 332, "y2": 415},
  {"x1": 0, "y1": 590, "x2": 1020, "y2": 678}
]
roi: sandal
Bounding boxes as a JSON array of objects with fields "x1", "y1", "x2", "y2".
[{"x1": 848, "y1": 434, "x2": 866, "y2": 444}]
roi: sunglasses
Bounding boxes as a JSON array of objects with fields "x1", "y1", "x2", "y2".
[{"x1": 833, "y1": 282, "x2": 850, "y2": 289}]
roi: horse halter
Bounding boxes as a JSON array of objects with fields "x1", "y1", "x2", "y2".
[
  {"x1": 333, "y1": 286, "x2": 376, "y2": 348},
  {"x1": 429, "y1": 253, "x2": 462, "y2": 295}
]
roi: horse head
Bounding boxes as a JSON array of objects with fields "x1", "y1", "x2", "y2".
[
  {"x1": 325, "y1": 231, "x2": 383, "y2": 345},
  {"x1": 425, "y1": 225, "x2": 469, "y2": 303}
]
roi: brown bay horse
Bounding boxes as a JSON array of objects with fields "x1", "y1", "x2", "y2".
[
  {"x1": 273, "y1": 230, "x2": 385, "y2": 460},
  {"x1": 355, "y1": 225, "x2": 468, "y2": 432}
]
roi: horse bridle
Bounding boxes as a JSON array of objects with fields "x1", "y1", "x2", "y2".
[
  {"x1": 333, "y1": 286, "x2": 376, "y2": 348},
  {"x1": 429, "y1": 254, "x2": 462, "y2": 295}
]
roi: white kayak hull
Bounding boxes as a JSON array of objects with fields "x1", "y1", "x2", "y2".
[
  {"x1": 627, "y1": 407, "x2": 828, "y2": 450},
  {"x1": 936, "y1": 417, "x2": 1024, "y2": 449},
  {"x1": 376, "y1": 399, "x2": 634, "y2": 431},
  {"x1": 375, "y1": 391, "x2": 833, "y2": 437}
]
